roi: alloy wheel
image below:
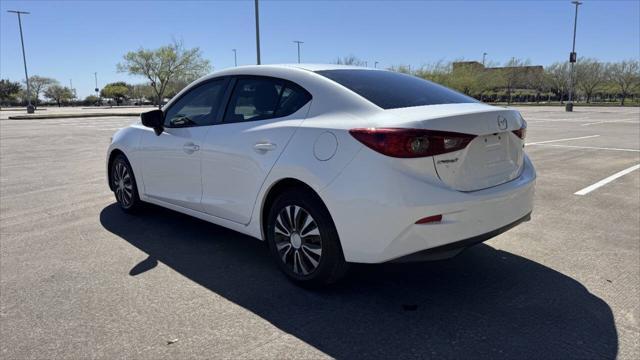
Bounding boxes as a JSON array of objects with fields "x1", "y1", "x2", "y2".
[
  {"x1": 274, "y1": 205, "x2": 323, "y2": 276},
  {"x1": 112, "y1": 161, "x2": 134, "y2": 208}
]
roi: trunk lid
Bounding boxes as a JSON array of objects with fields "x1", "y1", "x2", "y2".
[{"x1": 374, "y1": 103, "x2": 526, "y2": 192}]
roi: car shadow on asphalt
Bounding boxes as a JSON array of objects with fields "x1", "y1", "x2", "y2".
[{"x1": 100, "y1": 203, "x2": 617, "y2": 359}]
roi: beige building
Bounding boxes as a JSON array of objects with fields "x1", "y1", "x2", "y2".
[{"x1": 452, "y1": 61, "x2": 544, "y2": 88}]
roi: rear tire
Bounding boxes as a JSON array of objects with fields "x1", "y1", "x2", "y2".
[
  {"x1": 110, "y1": 154, "x2": 142, "y2": 213},
  {"x1": 266, "y1": 188, "x2": 349, "y2": 286}
]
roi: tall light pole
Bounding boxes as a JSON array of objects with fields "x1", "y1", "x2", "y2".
[
  {"x1": 374, "y1": 61, "x2": 379, "y2": 68},
  {"x1": 232, "y1": 49, "x2": 237, "y2": 67},
  {"x1": 254, "y1": 0, "x2": 261, "y2": 65},
  {"x1": 482, "y1": 52, "x2": 487, "y2": 66},
  {"x1": 94, "y1": 72, "x2": 100, "y2": 104},
  {"x1": 566, "y1": 0, "x2": 582, "y2": 112},
  {"x1": 293, "y1": 40, "x2": 303, "y2": 63},
  {"x1": 7, "y1": 10, "x2": 34, "y2": 113}
]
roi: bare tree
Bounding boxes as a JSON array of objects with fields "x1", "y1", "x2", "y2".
[
  {"x1": 525, "y1": 69, "x2": 549, "y2": 103},
  {"x1": 575, "y1": 58, "x2": 605, "y2": 103},
  {"x1": 606, "y1": 60, "x2": 640, "y2": 105},
  {"x1": 25, "y1": 76, "x2": 57, "y2": 107},
  {"x1": 334, "y1": 55, "x2": 366, "y2": 66},
  {"x1": 118, "y1": 41, "x2": 211, "y2": 108},
  {"x1": 387, "y1": 65, "x2": 413, "y2": 74},
  {"x1": 502, "y1": 58, "x2": 530, "y2": 104},
  {"x1": 44, "y1": 85, "x2": 74, "y2": 107},
  {"x1": 546, "y1": 62, "x2": 571, "y2": 103}
]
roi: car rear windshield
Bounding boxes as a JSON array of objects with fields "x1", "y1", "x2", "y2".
[{"x1": 315, "y1": 69, "x2": 478, "y2": 110}]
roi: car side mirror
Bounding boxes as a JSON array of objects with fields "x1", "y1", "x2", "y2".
[{"x1": 141, "y1": 110, "x2": 164, "y2": 136}]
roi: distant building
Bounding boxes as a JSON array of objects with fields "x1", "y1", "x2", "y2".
[{"x1": 452, "y1": 61, "x2": 544, "y2": 88}]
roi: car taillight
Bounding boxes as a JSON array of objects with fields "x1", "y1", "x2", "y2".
[
  {"x1": 349, "y1": 128, "x2": 476, "y2": 158},
  {"x1": 512, "y1": 122, "x2": 527, "y2": 140}
]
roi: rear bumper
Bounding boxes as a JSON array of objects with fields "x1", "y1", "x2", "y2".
[
  {"x1": 390, "y1": 212, "x2": 531, "y2": 262},
  {"x1": 319, "y1": 151, "x2": 536, "y2": 263}
]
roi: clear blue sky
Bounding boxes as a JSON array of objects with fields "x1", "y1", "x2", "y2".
[{"x1": 1, "y1": 0, "x2": 639, "y2": 98}]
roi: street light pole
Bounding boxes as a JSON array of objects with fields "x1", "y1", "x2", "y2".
[
  {"x1": 69, "y1": 79, "x2": 75, "y2": 100},
  {"x1": 232, "y1": 49, "x2": 237, "y2": 67},
  {"x1": 254, "y1": 0, "x2": 261, "y2": 65},
  {"x1": 566, "y1": 1, "x2": 582, "y2": 112},
  {"x1": 7, "y1": 10, "x2": 34, "y2": 113},
  {"x1": 482, "y1": 52, "x2": 487, "y2": 66},
  {"x1": 293, "y1": 41, "x2": 303, "y2": 63},
  {"x1": 374, "y1": 61, "x2": 379, "y2": 68},
  {"x1": 94, "y1": 72, "x2": 100, "y2": 105}
]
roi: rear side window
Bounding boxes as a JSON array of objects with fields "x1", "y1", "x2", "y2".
[
  {"x1": 224, "y1": 77, "x2": 311, "y2": 123},
  {"x1": 316, "y1": 69, "x2": 477, "y2": 110},
  {"x1": 276, "y1": 84, "x2": 312, "y2": 117}
]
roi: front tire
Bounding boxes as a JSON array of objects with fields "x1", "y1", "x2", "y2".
[
  {"x1": 266, "y1": 189, "x2": 349, "y2": 286},
  {"x1": 110, "y1": 154, "x2": 142, "y2": 213}
]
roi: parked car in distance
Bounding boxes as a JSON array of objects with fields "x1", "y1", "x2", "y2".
[{"x1": 106, "y1": 64, "x2": 535, "y2": 286}]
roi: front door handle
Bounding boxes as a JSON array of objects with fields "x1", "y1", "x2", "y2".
[
  {"x1": 253, "y1": 142, "x2": 277, "y2": 153},
  {"x1": 183, "y1": 143, "x2": 200, "y2": 154}
]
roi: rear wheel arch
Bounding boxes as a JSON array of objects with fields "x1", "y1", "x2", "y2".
[
  {"x1": 260, "y1": 178, "x2": 334, "y2": 241},
  {"x1": 261, "y1": 178, "x2": 349, "y2": 284}
]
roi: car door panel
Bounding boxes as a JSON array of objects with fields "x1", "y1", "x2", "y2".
[
  {"x1": 136, "y1": 78, "x2": 229, "y2": 211},
  {"x1": 201, "y1": 104, "x2": 310, "y2": 224},
  {"x1": 138, "y1": 127, "x2": 209, "y2": 211}
]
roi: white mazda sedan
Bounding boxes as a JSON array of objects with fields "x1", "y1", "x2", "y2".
[{"x1": 107, "y1": 64, "x2": 535, "y2": 285}]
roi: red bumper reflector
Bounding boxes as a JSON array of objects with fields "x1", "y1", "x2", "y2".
[{"x1": 415, "y1": 215, "x2": 443, "y2": 224}]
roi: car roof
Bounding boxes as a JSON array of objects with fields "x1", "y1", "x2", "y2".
[
  {"x1": 164, "y1": 64, "x2": 383, "y2": 114},
  {"x1": 268, "y1": 63, "x2": 382, "y2": 72},
  {"x1": 211, "y1": 63, "x2": 382, "y2": 75}
]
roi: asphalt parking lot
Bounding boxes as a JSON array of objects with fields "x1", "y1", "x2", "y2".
[{"x1": 1, "y1": 106, "x2": 638, "y2": 359}]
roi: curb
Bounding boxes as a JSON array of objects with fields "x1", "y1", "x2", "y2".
[{"x1": 7, "y1": 113, "x2": 141, "y2": 120}]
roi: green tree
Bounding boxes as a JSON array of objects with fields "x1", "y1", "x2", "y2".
[
  {"x1": 117, "y1": 41, "x2": 211, "y2": 108},
  {"x1": 44, "y1": 85, "x2": 74, "y2": 107},
  {"x1": 449, "y1": 62, "x2": 483, "y2": 95},
  {"x1": 606, "y1": 60, "x2": 640, "y2": 105},
  {"x1": 101, "y1": 82, "x2": 132, "y2": 105},
  {"x1": 414, "y1": 61, "x2": 451, "y2": 87},
  {"x1": 0, "y1": 79, "x2": 22, "y2": 107},
  {"x1": 25, "y1": 76, "x2": 57, "y2": 107},
  {"x1": 83, "y1": 95, "x2": 100, "y2": 106}
]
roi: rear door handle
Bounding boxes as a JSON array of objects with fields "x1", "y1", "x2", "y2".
[
  {"x1": 183, "y1": 143, "x2": 200, "y2": 154},
  {"x1": 253, "y1": 142, "x2": 277, "y2": 153}
]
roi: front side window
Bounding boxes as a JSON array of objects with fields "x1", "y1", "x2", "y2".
[
  {"x1": 224, "y1": 77, "x2": 311, "y2": 123},
  {"x1": 316, "y1": 69, "x2": 477, "y2": 110},
  {"x1": 164, "y1": 79, "x2": 227, "y2": 127}
]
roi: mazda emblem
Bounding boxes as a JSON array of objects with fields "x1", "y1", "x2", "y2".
[{"x1": 497, "y1": 115, "x2": 508, "y2": 130}]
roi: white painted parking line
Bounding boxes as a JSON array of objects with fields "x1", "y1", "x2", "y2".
[
  {"x1": 581, "y1": 120, "x2": 640, "y2": 126},
  {"x1": 574, "y1": 164, "x2": 640, "y2": 196},
  {"x1": 530, "y1": 144, "x2": 640, "y2": 152},
  {"x1": 526, "y1": 135, "x2": 599, "y2": 145}
]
